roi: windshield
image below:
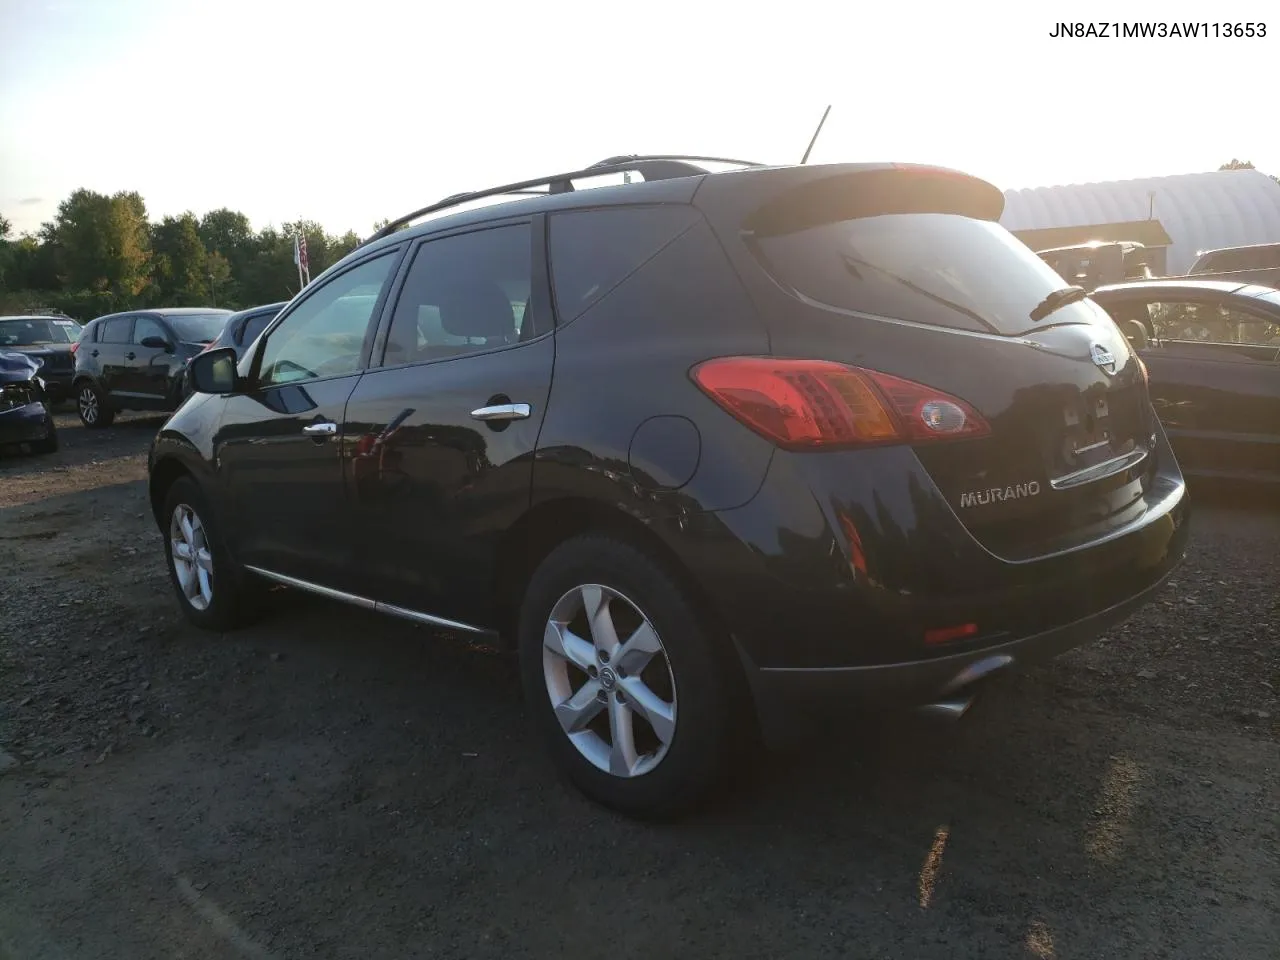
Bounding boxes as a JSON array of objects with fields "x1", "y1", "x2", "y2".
[
  {"x1": 752, "y1": 213, "x2": 1092, "y2": 336},
  {"x1": 167, "y1": 313, "x2": 230, "y2": 343},
  {"x1": 0, "y1": 318, "x2": 81, "y2": 345}
]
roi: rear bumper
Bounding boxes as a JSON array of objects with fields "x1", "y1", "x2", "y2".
[
  {"x1": 671, "y1": 428, "x2": 1189, "y2": 735},
  {"x1": 738, "y1": 557, "x2": 1176, "y2": 742}
]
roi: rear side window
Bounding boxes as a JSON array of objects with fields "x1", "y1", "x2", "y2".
[
  {"x1": 100, "y1": 317, "x2": 133, "y2": 343},
  {"x1": 549, "y1": 205, "x2": 701, "y2": 323},
  {"x1": 241, "y1": 312, "x2": 275, "y2": 346},
  {"x1": 750, "y1": 213, "x2": 1080, "y2": 336},
  {"x1": 382, "y1": 224, "x2": 533, "y2": 366}
]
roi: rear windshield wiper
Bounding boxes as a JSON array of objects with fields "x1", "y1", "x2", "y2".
[{"x1": 1030, "y1": 285, "x2": 1088, "y2": 323}]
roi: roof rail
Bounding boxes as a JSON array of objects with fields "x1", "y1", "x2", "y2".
[{"x1": 363, "y1": 154, "x2": 763, "y2": 246}]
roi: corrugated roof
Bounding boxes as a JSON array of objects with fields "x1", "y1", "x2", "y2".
[{"x1": 1000, "y1": 170, "x2": 1280, "y2": 274}]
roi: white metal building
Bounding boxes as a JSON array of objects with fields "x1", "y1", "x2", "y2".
[{"x1": 1000, "y1": 169, "x2": 1280, "y2": 275}]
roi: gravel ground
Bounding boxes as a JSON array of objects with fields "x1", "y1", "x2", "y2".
[{"x1": 1, "y1": 412, "x2": 1277, "y2": 959}]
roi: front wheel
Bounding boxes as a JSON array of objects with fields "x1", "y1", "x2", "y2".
[
  {"x1": 518, "y1": 535, "x2": 742, "y2": 819},
  {"x1": 162, "y1": 476, "x2": 264, "y2": 631},
  {"x1": 76, "y1": 382, "x2": 114, "y2": 429}
]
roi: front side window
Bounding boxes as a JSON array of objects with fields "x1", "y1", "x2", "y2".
[
  {"x1": 1149, "y1": 300, "x2": 1280, "y2": 346},
  {"x1": 257, "y1": 253, "x2": 397, "y2": 386},
  {"x1": 382, "y1": 224, "x2": 531, "y2": 366}
]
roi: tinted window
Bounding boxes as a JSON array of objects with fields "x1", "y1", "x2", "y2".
[
  {"x1": 550, "y1": 205, "x2": 701, "y2": 323},
  {"x1": 134, "y1": 316, "x2": 167, "y2": 344},
  {"x1": 752, "y1": 213, "x2": 1083, "y2": 336},
  {"x1": 1148, "y1": 300, "x2": 1280, "y2": 346},
  {"x1": 101, "y1": 317, "x2": 133, "y2": 343},
  {"x1": 0, "y1": 318, "x2": 78, "y2": 345},
  {"x1": 240, "y1": 312, "x2": 276, "y2": 346},
  {"x1": 383, "y1": 224, "x2": 531, "y2": 366},
  {"x1": 167, "y1": 313, "x2": 228, "y2": 343},
  {"x1": 258, "y1": 253, "x2": 396, "y2": 386}
]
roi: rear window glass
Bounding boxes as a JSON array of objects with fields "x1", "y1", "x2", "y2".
[
  {"x1": 167, "y1": 313, "x2": 229, "y2": 343},
  {"x1": 751, "y1": 213, "x2": 1081, "y2": 335},
  {"x1": 241, "y1": 312, "x2": 276, "y2": 346},
  {"x1": 550, "y1": 205, "x2": 701, "y2": 323}
]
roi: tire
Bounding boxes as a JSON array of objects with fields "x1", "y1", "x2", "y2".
[
  {"x1": 162, "y1": 476, "x2": 264, "y2": 631},
  {"x1": 76, "y1": 381, "x2": 114, "y2": 429},
  {"x1": 31, "y1": 416, "x2": 58, "y2": 454},
  {"x1": 517, "y1": 535, "x2": 742, "y2": 819}
]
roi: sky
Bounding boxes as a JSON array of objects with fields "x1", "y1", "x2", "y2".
[{"x1": 1, "y1": 0, "x2": 1277, "y2": 239}]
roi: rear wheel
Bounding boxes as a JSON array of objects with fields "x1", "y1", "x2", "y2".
[
  {"x1": 518, "y1": 535, "x2": 741, "y2": 819},
  {"x1": 76, "y1": 382, "x2": 113, "y2": 429},
  {"x1": 162, "y1": 476, "x2": 264, "y2": 631}
]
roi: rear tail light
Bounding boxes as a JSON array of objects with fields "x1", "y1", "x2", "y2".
[
  {"x1": 199, "y1": 339, "x2": 219, "y2": 354},
  {"x1": 69, "y1": 340, "x2": 80, "y2": 355},
  {"x1": 690, "y1": 357, "x2": 990, "y2": 450}
]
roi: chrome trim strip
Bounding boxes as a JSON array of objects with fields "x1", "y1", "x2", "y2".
[
  {"x1": 243, "y1": 565, "x2": 488, "y2": 635},
  {"x1": 245, "y1": 565, "x2": 376, "y2": 608},
  {"x1": 1050, "y1": 448, "x2": 1148, "y2": 491},
  {"x1": 376, "y1": 602, "x2": 487, "y2": 635}
]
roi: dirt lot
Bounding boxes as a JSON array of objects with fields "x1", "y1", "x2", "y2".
[{"x1": 1, "y1": 413, "x2": 1277, "y2": 960}]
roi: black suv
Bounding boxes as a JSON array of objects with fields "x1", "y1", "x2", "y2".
[
  {"x1": 149, "y1": 157, "x2": 1189, "y2": 817},
  {"x1": 73, "y1": 307, "x2": 230, "y2": 427}
]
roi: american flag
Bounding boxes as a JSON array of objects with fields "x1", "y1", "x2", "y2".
[{"x1": 293, "y1": 232, "x2": 311, "y2": 285}]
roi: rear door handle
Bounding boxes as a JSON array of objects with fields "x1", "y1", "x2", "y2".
[
  {"x1": 302, "y1": 422, "x2": 338, "y2": 436},
  {"x1": 470, "y1": 403, "x2": 531, "y2": 422}
]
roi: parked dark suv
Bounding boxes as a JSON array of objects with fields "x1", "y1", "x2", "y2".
[
  {"x1": 149, "y1": 157, "x2": 1190, "y2": 817},
  {"x1": 73, "y1": 307, "x2": 230, "y2": 427}
]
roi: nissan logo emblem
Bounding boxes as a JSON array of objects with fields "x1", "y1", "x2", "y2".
[{"x1": 1090, "y1": 343, "x2": 1117, "y2": 375}]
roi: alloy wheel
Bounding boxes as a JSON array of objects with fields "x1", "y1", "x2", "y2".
[
  {"x1": 542, "y1": 584, "x2": 677, "y2": 777},
  {"x1": 169, "y1": 503, "x2": 214, "y2": 611},
  {"x1": 78, "y1": 386, "x2": 98, "y2": 424}
]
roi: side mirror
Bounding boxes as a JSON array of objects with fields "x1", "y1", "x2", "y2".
[
  {"x1": 140, "y1": 335, "x2": 173, "y2": 352},
  {"x1": 188, "y1": 347, "x2": 239, "y2": 395}
]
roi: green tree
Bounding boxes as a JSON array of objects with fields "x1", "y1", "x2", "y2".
[
  {"x1": 44, "y1": 189, "x2": 151, "y2": 305},
  {"x1": 149, "y1": 213, "x2": 210, "y2": 305}
]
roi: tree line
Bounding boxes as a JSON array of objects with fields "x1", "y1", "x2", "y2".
[{"x1": 0, "y1": 188, "x2": 366, "y2": 320}]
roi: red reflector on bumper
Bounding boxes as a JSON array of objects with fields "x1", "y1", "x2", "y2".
[{"x1": 925, "y1": 623, "x2": 979, "y2": 645}]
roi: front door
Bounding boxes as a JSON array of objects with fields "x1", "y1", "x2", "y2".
[
  {"x1": 345, "y1": 220, "x2": 555, "y2": 626},
  {"x1": 128, "y1": 314, "x2": 175, "y2": 405},
  {"x1": 1139, "y1": 296, "x2": 1280, "y2": 478},
  {"x1": 212, "y1": 247, "x2": 404, "y2": 589}
]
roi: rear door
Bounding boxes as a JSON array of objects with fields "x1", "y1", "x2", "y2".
[
  {"x1": 1116, "y1": 294, "x2": 1280, "y2": 479},
  {"x1": 345, "y1": 218, "x2": 554, "y2": 623},
  {"x1": 94, "y1": 316, "x2": 135, "y2": 400}
]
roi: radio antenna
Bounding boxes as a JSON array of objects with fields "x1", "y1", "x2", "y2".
[{"x1": 800, "y1": 105, "x2": 832, "y2": 164}]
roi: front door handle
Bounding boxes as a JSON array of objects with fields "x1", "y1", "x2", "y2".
[
  {"x1": 125, "y1": 352, "x2": 136, "y2": 360},
  {"x1": 302, "y1": 421, "x2": 338, "y2": 436},
  {"x1": 470, "y1": 403, "x2": 531, "y2": 422}
]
